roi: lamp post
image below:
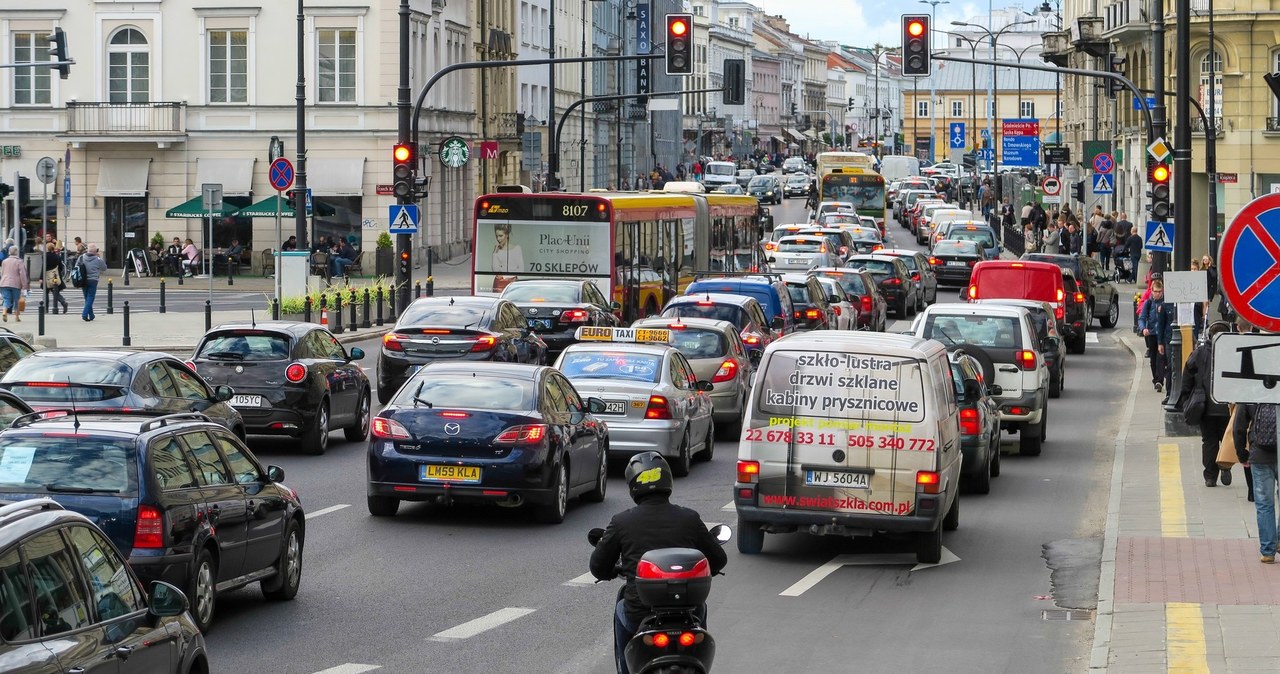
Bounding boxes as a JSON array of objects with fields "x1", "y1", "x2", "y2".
[
  {"x1": 1001, "y1": 43, "x2": 1039, "y2": 119},
  {"x1": 867, "y1": 45, "x2": 890, "y2": 159},
  {"x1": 919, "y1": 0, "x2": 950, "y2": 163},
  {"x1": 940, "y1": 30, "x2": 980, "y2": 181},
  {"x1": 1029, "y1": 1, "x2": 1063, "y2": 145}
]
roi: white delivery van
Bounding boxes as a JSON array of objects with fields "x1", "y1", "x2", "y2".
[
  {"x1": 734, "y1": 332, "x2": 962, "y2": 563},
  {"x1": 702, "y1": 161, "x2": 737, "y2": 189},
  {"x1": 879, "y1": 155, "x2": 921, "y2": 183}
]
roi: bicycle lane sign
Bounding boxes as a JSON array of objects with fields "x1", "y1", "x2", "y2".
[{"x1": 1220, "y1": 192, "x2": 1280, "y2": 332}]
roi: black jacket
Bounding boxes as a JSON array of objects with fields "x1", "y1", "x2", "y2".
[
  {"x1": 1179, "y1": 343, "x2": 1228, "y2": 419},
  {"x1": 1233, "y1": 403, "x2": 1279, "y2": 466},
  {"x1": 589, "y1": 494, "x2": 728, "y2": 623}
]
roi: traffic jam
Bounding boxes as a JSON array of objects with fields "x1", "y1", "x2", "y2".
[{"x1": 0, "y1": 152, "x2": 1123, "y2": 673}]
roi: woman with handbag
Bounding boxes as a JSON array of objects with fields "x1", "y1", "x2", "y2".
[
  {"x1": 0, "y1": 245, "x2": 28, "y2": 323},
  {"x1": 1180, "y1": 321, "x2": 1236, "y2": 487},
  {"x1": 44, "y1": 242, "x2": 67, "y2": 314}
]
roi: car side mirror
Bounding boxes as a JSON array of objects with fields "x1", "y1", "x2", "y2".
[
  {"x1": 710, "y1": 524, "x2": 733, "y2": 544},
  {"x1": 748, "y1": 349, "x2": 763, "y2": 366},
  {"x1": 213, "y1": 385, "x2": 234, "y2": 402},
  {"x1": 148, "y1": 581, "x2": 189, "y2": 618},
  {"x1": 772, "y1": 316, "x2": 785, "y2": 330},
  {"x1": 695, "y1": 380, "x2": 714, "y2": 392},
  {"x1": 988, "y1": 384, "x2": 1003, "y2": 396},
  {"x1": 348, "y1": 347, "x2": 365, "y2": 361},
  {"x1": 586, "y1": 397, "x2": 607, "y2": 414},
  {"x1": 266, "y1": 465, "x2": 285, "y2": 482},
  {"x1": 828, "y1": 294, "x2": 841, "y2": 304},
  {"x1": 611, "y1": 301, "x2": 622, "y2": 311},
  {"x1": 587, "y1": 527, "x2": 605, "y2": 547},
  {"x1": 1042, "y1": 336, "x2": 1060, "y2": 351}
]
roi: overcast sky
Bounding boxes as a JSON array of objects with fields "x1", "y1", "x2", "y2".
[{"x1": 749, "y1": 1, "x2": 1038, "y2": 49}]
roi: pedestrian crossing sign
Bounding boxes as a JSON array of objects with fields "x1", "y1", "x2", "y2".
[
  {"x1": 389, "y1": 204, "x2": 419, "y2": 234},
  {"x1": 1145, "y1": 219, "x2": 1174, "y2": 253},
  {"x1": 1092, "y1": 173, "x2": 1114, "y2": 195}
]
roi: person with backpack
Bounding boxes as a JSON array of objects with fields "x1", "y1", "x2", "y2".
[
  {"x1": 44, "y1": 242, "x2": 67, "y2": 314},
  {"x1": 76, "y1": 244, "x2": 108, "y2": 322}
]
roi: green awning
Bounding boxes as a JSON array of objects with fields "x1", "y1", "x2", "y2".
[
  {"x1": 164, "y1": 195, "x2": 242, "y2": 219},
  {"x1": 234, "y1": 195, "x2": 335, "y2": 218}
]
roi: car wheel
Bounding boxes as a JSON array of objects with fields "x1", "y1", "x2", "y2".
[
  {"x1": 1019, "y1": 410, "x2": 1044, "y2": 456},
  {"x1": 582, "y1": 444, "x2": 608, "y2": 503},
  {"x1": 189, "y1": 548, "x2": 217, "y2": 633},
  {"x1": 300, "y1": 400, "x2": 330, "y2": 455},
  {"x1": 344, "y1": 389, "x2": 371, "y2": 442},
  {"x1": 943, "y1": 495, "x2": 960, "y2": 530},
  {"x1": 968, "y1": 452, "x2": 992, "y2": 494},
  {"x1": 671, "y1": 432, "x2": 692, "y2": 477},
  {"x1": 1049, "y1": 370, "x2": 1062, "y2": 399},
  {"x1": 1101, "y1": 297, "x2": 1120, "y2": 328},
  {"x1": 897, "y1": 297, "x2": 909, "y2": 318},
  {"x1": 262, "y1": 519, "x2": 302, "y2": 601},
  {"x1": 697, "y1": 421, "x2": 715, "y2": 462},
  {"x1": 534, "y1": 461, "x2": 568, "y2": 524},
  {"x1": 737, "y1": 516, "x2": 765, "y2": 555},
  {"x1": 915, "y1": 525, "x2": 943, "y2": 564},
  {"x1": 990, "y1": 444, "x2": 1001, "y2": 477},
  {"x1": 367, "y1": 494, "x2": 400, "y2": 517},
  {"x1": 916, "y1": 290, "x2": 925, "y2": 313},
  {"x1": 1069, "y1": 334, "x2": 1086, "y2": 355}
]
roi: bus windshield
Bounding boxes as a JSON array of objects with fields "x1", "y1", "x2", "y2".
[{"x1": 821, "y1": 174, "x2": 886, "y2": 211}]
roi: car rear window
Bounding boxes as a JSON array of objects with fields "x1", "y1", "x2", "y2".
[
  {"x1": 501, "y1": 284, "x2": 580, "y2": 303},
  {"x1": 669, "y1": 329, "x2": 728, "y2": 359},
  {"x1": 748, "y1": 177, "x2": 774, "y2": 188},
  {"x1": 934, "y1": 240, "x2": 980, "y2": 255},
  {"x1": 0, "y1": 436, "x2": 136, "y2": 494},
  {"x1": 662, "y1": 303, "x2": 747, "y2": 328},
  {"x1": 778, "y1": 240, "x2": 822, "y2": 253},
  {"x1": 847, "y1": 229, "x2": 880, "y2": 242},
  {"x1": 786, "y1": 284, "x2": 812, "y2": 305},
  {"x1": 949, "y1": 230, "x2": 996, "y2": 247},
  {"x1": 398, "y1": 303, "x2": 489, "y2": 327},
  {"x1": 815, "y1": 272, "x2": 867, "y2": 295},
  {"x1": 196, "y1": 331, "x2": 291, "y2": 362},
  {"x1": 393, "y1": 375, "x2": 533, "y2": 411},
  {"x1": 2, "y1": 358, "x2": 131, "y2": 403},
  {"x1": 851, "y1": 259, "x2": 896, "y2": 277},
  {"x1": 892, "y1": 255, "x2": 920, "y2": 271},
  {"x1": 560, "y1": 352, "x2": 661, "y2": 383},
  {"x1": 921, "y1": 314, "x2": 1024, "y2": 349}
]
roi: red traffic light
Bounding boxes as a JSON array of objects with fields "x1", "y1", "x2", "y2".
[
  {"x1": 393, "y1": 144, "x2": 412, "y2": 163},
  {"x1": 670, "y1": 18, "x2": 688, "y2": 36},
  {"x1": 907, "y1": 20, "x2": 925, "y2": 37},
  {"x1": 1151, "y1": 163, "x2": 1170, "y2": 183}
]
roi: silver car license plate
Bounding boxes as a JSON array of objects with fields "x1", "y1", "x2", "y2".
[{"x1": 805, "y1": 470, "x2": 870, "y2": 488}]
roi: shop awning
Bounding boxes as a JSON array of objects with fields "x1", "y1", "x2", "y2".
[
  {"x1": 770, "y1": 135, "x2": 784, "y2": 143},
  {"x1": 234, "y1": 195, "x2": 336, "y2": 218},
  {"x1": 95, "y1": 158, "x2": 151, "y2": 197},
  {"x1": 802, "y1": 129, "x2": 818, "y2": 140},
  {"x1": 196, "y1": 157, "x2": 255, "y2": 197},
  {"x1": 306, "y1": 157, "x2": 366, "y2": 196},
  {"x1": 164, "y1": 195, "x2": 242, "y2": 219},
  {"x1": 783, "y1": 128, "x2": 805, "y2": 142}
]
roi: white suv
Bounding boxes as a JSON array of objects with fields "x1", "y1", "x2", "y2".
[{"x1": 911, "y1": 303, "x2": 1051, "y2": 456}]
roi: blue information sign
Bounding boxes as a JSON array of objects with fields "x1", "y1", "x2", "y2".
[
  {"x1": 949, "y1": 122, "x2": 966, "y2": 149},
  {"x1": 1001, "y1": 136, "x2": 1041, "y2": 168}
]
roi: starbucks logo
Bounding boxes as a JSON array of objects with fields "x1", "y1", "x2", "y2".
[{"x1": 440, "y1": 137, "x2": 470, "y2": 168}]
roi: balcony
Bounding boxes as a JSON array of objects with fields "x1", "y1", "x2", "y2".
[
  {"x1": 62, "y1": 101, "x2": 187, "y2": 147},
  {"x1": 1041, "y1": 30, "x2": 1071, "y2": 67},
  {"x1": 1072, "y1": 16, "x2": 1109, "y2": 58},
  {"x1": 1267, "y1": 117, "x2": 1280, "y2": 132},
  {"x1": 1102, "y1": 0, "x2": 1148, "y2": 40},
  {"x1": 1190, "y1": 116, "x2": 1224, "y2": 136}
]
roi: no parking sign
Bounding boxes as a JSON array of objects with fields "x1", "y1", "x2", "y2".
[{"x1": 1220, "y1": 192, "x2": 1280, "y2": 332}]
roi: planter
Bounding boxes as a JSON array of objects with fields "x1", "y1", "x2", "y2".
[{"x1": 375, "y1": 248, "x2": 394, "y2": 277}]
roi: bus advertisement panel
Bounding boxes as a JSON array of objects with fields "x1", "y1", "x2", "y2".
[
  {"x1": 473, "y1": 196, "x2": 613, "y2": 295},
  {"x1": 821, "y1": 171, "x2": 887, "y2": 223}
]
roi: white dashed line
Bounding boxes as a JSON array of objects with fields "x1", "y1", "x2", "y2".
[
  {"x1": 429, "y1": 607, "x2": 537, "y2": 642},
  {"x1": 309, "y1": 665, "x2": 381, "y2": 674},
  {"x1": 564, "y1": 572, "x2": 599, "y2": 587},
  {"x1": 307, "y1": 504, "x2": 351, "y2": 519},
  {"x1": 721, "y1": 501, "x2": 735, "y2": 511},
  {"x1": 1086, "y1": 332, "x2": 1099, "y2": 343},
  {"x1": 780, "y1": 557, "x2": 848, "y2": 597}
]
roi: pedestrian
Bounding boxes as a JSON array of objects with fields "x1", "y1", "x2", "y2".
[
  {"x1": 1042, "y1": 221, "x2": 1062, "y2": 254},
  {"x1": 1098, "y1": 218, "x2": 1117, "y2": 270},
  {"x1": 1189, "y1": 259, "x2": 1205, "y2": 342},
  {"x1": 78, "y1": 243, "x2": 108, "y2": 322},
  {"x1": 1125, "y1": 229, "x2": 1143, "y2": 282},
  {"x1": 44, "y1": 242, "x2": 67, "y2": 314},
  {"x1": 0, "y1": 246, "x2": 28, "y2": 323},
  {"x1": 1065, "y1": 222, "x2": 1084, "y2": 256},
  {"x1": 1181, "y1": 320, "x2": 1234, "y2": 487},
  {"x1": 281, "y1": 235, "x2": 298, "y2": 252},
  {"x1": 1233, "y1": 402, "x2": 1280, "y2": 563},
  {"x1": 1138, "y1": 279, "x2": 1174, "y2": 394}
]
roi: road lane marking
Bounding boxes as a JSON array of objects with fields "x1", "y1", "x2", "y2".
[
  {"x1": 781, "y1": 548, "x2": 961, "y2": 596},
  {"x1": 1158, "y1": 442, "x2": 1187, "y2": 537},
  {"x1": 721, "y1": 501, "x2": 735, "y2": 511},
  {"x1": 780, "y1": 556, "x2": 849, "y2": 596},
  {"x1": 310, "y1": 665, "x2": 380, "y2": 674},
  {"x1": 1166, "y1": 603, "x2": 1208, "y2": 672},
  {"x1": 429, "y1": 607, "x2": 536, "y2": 641},
  {"x1": 307, "y1": 504, "x2": 351, "y2": 519},
  {"x1": 564, "y1": 572, "x2": 599, "y2": 587},
  {"x1": 1086, "y1": 332, "x2": 1099, "y2": 343}
]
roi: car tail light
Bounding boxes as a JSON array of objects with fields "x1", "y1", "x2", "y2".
[
  {"x1": 911, "y1": 272, "x2": 920, "y2": 280},
  {"x1": 1016, "y1": 349, "x2": 1037, "y2": 371},
  {"x1": 471, "y1": 335, "x2": 498, "y2": 352},
  {"x1": 382, "y1": 333, "x2": 405, "y2": 352},
  {"x1": 916, "y1": 471, "x2": 941, "y2": 494},
  {"x1": 872, "y1": 244, "x2": 884, "y2": 252},
  {"x1": 742, "y1": 333, "x2": 761, "y2": 346},
  {"x1": 1074, "y1": 292, "x2": 1085, "y2": 304},
  {"x1": 764, "y1": 242, "x2": 778, "y2": 251},
  {"x1": 832, "y1": 306, "x2": 842, "y2": 316},
  {"x1": 967, "y1": 285, "x2": 978, "y2": 300},
  {"x1": 712, "y1": 359, "x2": 739, "y2": 383},
  {"x1": 371, "y1": 417, "x2": 411, "y2": 440},
  {"x1": 645, "y1": 395, "x2": 673, "y2": 419},
  {"x1": 959, "y1": 408, "x2": 980, "y2": 436},
  {"x1": 805, "y1": 308, "x2": 821, "y2": 320},
  {"x1": 1054, "y1": 304, "x2": 1064, "y2": 321},
  {"x1": 738, "y1": 460, "x2": 760, "y2": 483},
  {"x1": 860, "y1": 295, "x2": 873, "y2": 312},
  {"x1": 133, "y1": 505, "x2": 164, "y2": 550},
  {"x1": 929, "y1": 257, "x2": 940, "y2": 265},
  {"x1": 668, "y1": 322, "x2": 686, "y2": 330},
  {"x1": 560, "y1": 309, "x2": 589, "y2": 323},
  {"x1": 285, "y1": 363, "x2": 307, "y2": 383},
  {"x1": 883, "y1": 278, "x2": 902, "y2": 286},
  {"x1": 494, "y1": 424, "x2": 548, "y2": 444},
  {"x1": 840, "y1": 246, "x2": 849, "y2": 255},
  {"x1": 1056, "y1": 288, "x2": 1065, "y2": 303},
  {"x1": 440, "y1": 411, "x2": 470, "y2": 418},
  {"x1": 967, "y1": 260, "x2": 977, "y2": 267}
]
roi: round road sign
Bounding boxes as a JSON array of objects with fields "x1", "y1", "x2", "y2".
[
  {"x1": 1220, "y1": 192, "x2": 1280, "y2": 332},
  {"x1": 1092, "y1": 153, "x2": 1114, "y2": 174},
  {"x1": 269, "y1": 157, "x2": 294, "y2": 192},
  {"x1": 1041, "y1": 176, "x2": 1061, "y2": 196}
]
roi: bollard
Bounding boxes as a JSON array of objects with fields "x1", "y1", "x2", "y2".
[
  {"x1": 106, "y1": 279, "x2": 114, "y2": 315},
  {"x1": 177, "y1": 270, "x2": 183, "y2": 286},
  {"x1": 123, "y1": 266, "x2": 130, "y2": 287},
  {"x1": 348, "y1": 290, "x2": 357, "y2": 332},
  {"x1": 122, "y1": 301, "x2": 131, "y2": 347},
  {"x1": 375, "y1": 287, "x2": 384, "y2": 326},
  {"x1": 37, "y1": 301, "x2": 44, "y2": 337},
  {"x1": 426, "y1": 275, "x2": 434, "y2": 297},
  {"x1": 227, "y1": 261, "x2": 234, "y2": 286},
  {"x1": 1132, "y1": 293, "x2": 1141, "y2": 334},
  {"x1": 414, "y1": 281, "x2": 422, "y2": 299},
  {"x1": 204, "y1": 300, "x2": 212, "y2": 332},
  {"x1": 159, "y1": 278, "x2": 166, "y2": 314},
  {"x1": 361, "y1": 289, "x2": 371, "y2": 329},
  {"x1": 319, "y1": 295, "x2": 328, "y2": 327},
  {"x1": 304, "y1": 296, "x2": 313, "y2": 323},
  {"x1": 332, "y1": 300, "x2": 344, "y2": 334},
  {"x1": 272, "y1": 298, "x2": 280, "y2": 321}
]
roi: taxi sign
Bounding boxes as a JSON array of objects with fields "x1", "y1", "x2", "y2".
[{"x1": 575, "y1": 326, "x2": 672, "y2": 343}]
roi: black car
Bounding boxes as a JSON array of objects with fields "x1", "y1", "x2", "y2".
[
  {"x1": 746, "y1": 175, "x2": 782, "y2": 204},
  {"x1": 191, "y1": 321, "x2": 372, "y2": 455},
  {"x1": 367, "y1": 362, "x2": 609, "y2": 524},
  {"x1": 0, "y1": 327, "x2": 34, "y2": 378},
  {"x1": 0, "y1": 412, "x2": 304, "y2": 632},
  {"x1": 929, "y1": 239, "x2": 986, "y2": 286},
  {"x1": 880, "y1": 248, "x2": 939, "y2": 309},
  {"x1": 780, "y1": 273, "x2": 834, "y2": 331},
  {"x1": 847, "y1": 254, "x2": 918, "y2": 318},
  {"x1": 1021, "y1": 252, "x2": 1122, "y2": 330},
  {"x1": 500, "y1": 279, "x2": 621, "y2": 356},
  {"x1": 378, "y1": 296, "x2": 549, "y2": 402},
  {"x1": 0, "y1": 350, "x2": 245, "y2": 437},
  {"x1": 949, "y1": 349, "x2": 1001, "y2": 494},
  {"x1": 0, "y1": 499, "x2": 207, "y2": 673},
  {"x1": 810, "y1": 268, "x2": 889, "y2": 332}
]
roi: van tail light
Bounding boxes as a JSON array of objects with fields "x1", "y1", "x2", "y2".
[
  {"x1": 967, "y1": 285, "x2": 977, "y2": 300},
  {"x1": 805, "y1": 309, "x2": 821, "y2": 320},
  {"x1": 471, "y1": 335, "x2": 498, "y2": 352},
  {"x1": 959, "y1": 408, "x2": 980, "y2": 436},
  {"x1": 494, "y1": 424, "x2": 548, "y2": 444},
  {"x1": 1054, "y1": 305, "x2": 1064, "y2": 321},
  {"x1": 371, "y1": 416, "x2": 412, "y2": 440},
  {"x1": 1074, "y1": 292, "x2": 1085, "y2": 304},
  {"x1": 860, "y1": 295, "x2": 873, "y2": 312},
  {"x1": 382, "y1": 333, "x2": 405, "y2": 352},
  {"x1": 285, "y1": 363, "x2": 307, "y2": 383},
  {"x1": 1055, "y1": 288, "x2": 1065, "y2": 303},
  {"x1": 712, "y1": 359, "x2": 739, "y2": 383},
  {"x1": 738, "y1": 460, "x2": 760, "y2": 483},
  {"x1": 916, "y1": 471, "x2": 942, "y2": 494},
  {"x1": 560, "y1": 309, "x2": 589, "y2": 323},
  {"x1": 645, "y1": 395, "x2": 673, "y2": 419},
  {"x1": 133, "y1": 505, "x2": 164, "y2": 550},
  {"x1": 1016, "y1": 349, "x2": 1037, "y2": 371}
]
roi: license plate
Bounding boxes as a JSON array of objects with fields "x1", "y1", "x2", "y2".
[
  {"x1": 602, "y1": 400, "x2": 626, "y2": 415},
  {"x1": 527, "y1": 318, "x2": 554, "y2": 330},
  {"x1": 420, "y1": 464, "x2": 481, "y2": 482},
  {"x1": 805, "y1": 470, "x2": 870, "y2": 488},
  {"x1": 231, "y1": 395, "x2": 263, "y2": 407},
  {"x1": 789, "y1": 258, "x2": 808, "y2": 264},
  {"x1": 947, "y1": 260, "x2": 967, "y2": 266}
]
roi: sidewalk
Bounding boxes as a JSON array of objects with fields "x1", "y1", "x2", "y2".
[{"x1": 1093, "y1": 331, "x2": 1280, "y2": 672}]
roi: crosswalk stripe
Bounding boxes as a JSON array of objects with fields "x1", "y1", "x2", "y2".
[
  {"x1": 429, "y1": 607, "x2": 537, "y2": 641},
  {"x1": 564, "y1": 572, "x2": 599, "y2": 587},
  {"x1": 309, "y1": 665, "x2": 380, "y2": 674},
  {"x1": 307, "y1": 504, "x2": 351, "y2": 519},
  {"x1": 721, "y1": 501, "x2": 735, "y2": 511}
]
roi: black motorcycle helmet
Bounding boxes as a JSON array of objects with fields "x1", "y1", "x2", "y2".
[{"x1": 624, "y1": 451, "x2": 673, "y2": 503}]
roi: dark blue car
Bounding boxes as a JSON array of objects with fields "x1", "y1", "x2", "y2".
[{"x1": 685, "y1": 275, "x2": 798, "y2": 335}]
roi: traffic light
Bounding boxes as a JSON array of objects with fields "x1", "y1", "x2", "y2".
[
  {"x1": 0, "y1": 183, "x2": 10, "y2": 200},
  {"x1": 1150, "y1": 162, "x2": 1171, "y2": 219},
  {"x1": 665, "y1": 13, "x2": 693, "y2": 76},
  {"x1": 392, "y1": 143, "x2": 414, "y2": 201},
  {"x1": 722, "y1": 58, "x2": 745, "y2": 105},
  {"x1": 902, "y1": 15, "x2": 930, "y2": 77},
  {"x1": 398, "y1": 249, "x2": 411, "y2": 278},
  {"x1": 16, "y1": 177, "x2": 29, "y2": 207},
  {"x1": 48, "y1": 28, "x2": 69, "y2": 80},
  {"x1": 283, "y1": 188, "x2": 296, "y2": 211},
  {"x1": 790, "y1": 102, "x2": 797, "y2": 118},
  {"x1": 1072, "y1": 180, "x2": 1085, "y2": 203},
  {"x1": 1106, "y1": 52, "x2": 1127, "y2": 99}
]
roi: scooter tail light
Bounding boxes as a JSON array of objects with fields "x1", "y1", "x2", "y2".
[
  {"x1": 649, "y1": 632, "x2": 671, "y2": 648},
  {"x1": 636, "y1": 557, "x2": 710, "y2": 579},
  {"x1": 679, "y1": 632, "x2": 698, "y2": 647}
]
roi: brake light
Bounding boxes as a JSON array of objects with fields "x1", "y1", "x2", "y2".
[
  {"x1": 371, "y1": 416, "x2": 411, "y2": 440},
  {"x1": 440, "y1": 411, "x2": 470, "y2": 418},
  {"x1": 916, "y1": 471, "x2": 941, "y2": 494},
  {"x1": 805, "y1": 308, "x2": 821, "y2": 319},
  {"x1": 1016, "y1": 349, "x2": 1037, "y2": 371},
  {"x1": 645, "y1": 395, "x2": 673, "y2": 419},
  {"x1": 1074, "y1": 292, "x2": 1085, "y2": 304},
  {"x1": 967, "y1": 285, "x2": 977, "y2": 300},
  {"x1": 1054, "y1": 305, "x2": 1064, "y2": 321},
  {"x1": 860, "y1": 295, "x2": 873, "y2": 312},
  {"x1": 560, "y1": 309, "x2": 589, "y2": 323},
  {"x1": 742, "y1": 334, "x2": 761, "y2": 346},
  {"x1": 1055, "y1": 288, "x2": 1065, "y2": 302},
  {"x1": 637, "y1": 557, "x2": 710, "y2": 580},
  {"x1": 712, "y1": 359, "x2": 739, "y2": 383},
  {"x1": 959, "y1": 408, "x2": 980, "y2": 435},
  {"x1": 421, "y1": 329, "x2": 451, "y2": 334},
  {"x1": 967, "y1": 260, "x2": 977, "y2": 267},
  {"x1": 872, "y1": 244, "x2": 884, "y2": 252},
  {"x1": 737, "y1": 460, "x2": 760, "y2": 483},
  {"x1": 697, "y1": 300, "x2": 715, "y2": 306},
  {"x1": 929, "y1": 257, "x2": 940, "y2": 265},
  {"x1": 471, "y1": 335, "x2": 498, "y2": 352},
  {"x1": 883, "y1": 278, "x2": 902, "y2": 285},
  {"x1": 19, "y1": 381, "x2": 68, "y2": 387},
  {"x1": 764, "y1": 242, "x2": 778, "y2": 251},
  {"x1": 679, "y1": 632, "x2": 698, "y2": 647},
  {"x1": 652, "y1": 633, "x2": 671, "y2": 648},
  {"x1": 382, "y1": 333, "x2": 404, "y2": 352},
  {"x1": 839, "y1": 246, "x2": 849, "y2": 255},
  {"x1": 133, "y1": 505, "x2": 164, "y2": 550},
  {"x1": 494, "y1": 424, "x2": 548, "y2": 444},
  {"x1": 285, "y1": 362, "x2": 307, "y2": 383},
  {"x1": 832, "y1": 306, "x2": 841, "y2": 316}
]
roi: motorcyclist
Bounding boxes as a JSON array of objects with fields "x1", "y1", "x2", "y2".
[
  {"x1": 589, "y1": 451, "x2": 728, "y2": 674},
  {"x1": 805, "y1": 179, "x2": 819, "y2": 211}
]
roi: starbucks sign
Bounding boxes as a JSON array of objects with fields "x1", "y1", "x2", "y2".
[{"x1": 439, "y1": 136, "x2": 470, "y2": 168}]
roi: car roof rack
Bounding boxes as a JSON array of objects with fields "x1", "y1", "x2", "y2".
[
  {"x1": 692, "y1": 271, "x2": 783, "y2": 281},
  {"x1": 139, "y1": 413, "x2": 214, "y2": 433},
  {"x1": 0, "y1": 498, "x2": 65, "y2": 525}
]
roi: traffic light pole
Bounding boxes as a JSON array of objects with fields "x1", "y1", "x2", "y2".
[
  {"x1": 396, "y1": 0, "x2": 412, "y2": 315},
  {"x1": 1173, "y1": 0, "x2": 1192, "y2": 271},
  {"x1": 294, "y1": 0, "x2": 309, "y2": 256}
]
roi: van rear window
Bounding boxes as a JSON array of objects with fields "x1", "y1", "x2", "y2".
[
  {"x1": 921, "y1": 314, "x2": 1024, "y2": 349},
  {"x1": 756, "y1": 351, "x2": 926, "y2": 423},
  {"x1": 972, "y1": 268, "x2": 1056, "y2": 300}
]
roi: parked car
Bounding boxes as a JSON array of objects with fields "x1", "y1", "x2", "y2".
[
  {"x1": 810, "y1": 268, "x2": 889, "y2": 331},
  {"x1": 500, "y1": 278, "x2": 622, "y2": 356}
]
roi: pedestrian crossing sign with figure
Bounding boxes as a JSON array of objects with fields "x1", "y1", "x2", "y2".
[{"x1": 1145, "y1": 220, "x2": 1174, "y2": 253}]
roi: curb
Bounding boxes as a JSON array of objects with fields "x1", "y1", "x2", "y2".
[{"x1": 21, "y1": 325, "x2": 395, "y2": 355}]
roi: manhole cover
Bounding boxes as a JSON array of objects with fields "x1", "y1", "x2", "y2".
[{"x1": 1042, "y1": 609, "x2": 1093, "y2": 621}]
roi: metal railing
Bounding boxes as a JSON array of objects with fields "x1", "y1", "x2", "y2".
[
  {"x1": 1267, "y1": 117, "x2": 1280, "y2": 132},
  {"x1": 66, "y1": 102, "x2": 186, "y2": 135},
  {"x1": 1190, "y1": 116, "x2": 1223, "y2": 135}
]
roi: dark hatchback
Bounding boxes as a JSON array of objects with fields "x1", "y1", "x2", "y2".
[
  {"x1": 500, "y1": 279, "x2": 621, "y2": 356},
  {"x1": 0, "y1": 351, "x2": 245, "y2": 438},
  {"x1": 810, "y1": 267, "x2": 888, "y2": 331},
  {"x1": 929, "y1": 239, "x2": 987, "y2": 286},
  {"x1": 0, "y1": 413, "x2": 304, "y2": 632},
  {"x1": 367, "y1": 362, "x2": 609, "y2": 524},
  {"x1": 0, "y1": 499, "x2": 206, "y2": 674},
  {"x1": 779, "y1": 274, "x2": 834, "y2": 330},
  {"x1": 880, "y1": 248, "x2": 939, "y2": 307},
  {"x1": 378, "y1": 296, "x2": 549, "y2": 402},
  {"x1": 191, "y1": 322, "x2": 372, "y2": 455},
  {"x1": 846, "y1": 254, "x2": 918, "y2": 318},
  {"x1": 949, "y1": 349, "x2": 1002, "y2": 494}
]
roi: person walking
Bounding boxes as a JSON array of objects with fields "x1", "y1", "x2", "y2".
[
  {"x1": 44, "y1": 242, "x2": 67, "y2": 314},
  {"x1": 1138, "y1": 279, "x2": 1174, "y2": 393},
  {"x1": 1041, "y1": 221, "x2": 1062, "y2": 254},
  {"x1": 1180, "y1": 321, "x2": 1234, "y2": 487},
  {"x1": 1125, "y1": 228, "x2": 1143, "y2": 282},
  {"x1": 0, "y1": 246, "x2": 28, "y2": 323},
  {"x1": 1234, "y1": 402, "x2": 1280, "y2": 563},
  {"x1": 1098, "y1": 218, "x2": 1117, "y2": 271},
  {"x1": 78, "y1": 244, "x2": 108, "y2": 322}
]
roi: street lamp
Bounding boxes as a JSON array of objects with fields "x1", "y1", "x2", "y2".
[
  {"x1": 865, "y1": 45, "x2": 891, "y2": 160},
  {"x1": 939, "y1": 29, "x2": 980, "y2": 184},
  {"x1": 919, "y1": 0, "x2": 949, "y2": 162},
  {"x1": 1000, "y1": 43, "x2": 1039, "y2": 120}
]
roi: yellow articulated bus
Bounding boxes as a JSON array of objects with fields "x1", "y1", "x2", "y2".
[{"x1": 814, "y1": 151, "x2": 876, "y2": 181}]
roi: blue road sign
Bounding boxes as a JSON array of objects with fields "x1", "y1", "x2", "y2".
[
  {"x1": 980, "y1": 128, "x2": 991, "y2": 140},
  {"x1": 949, "y1": 122, "x2": 966, "y2": 149},
  {"x1": 1092, "y1": 173, "x2": 1115, "y2": 195},
  {"x1": 1133, "y1": 96, "x2": 1157, "y2": 111},
  {"x1": 1219, "y1": 193, "x2": 1280, "y2": 331},
  {"x1": 976, "y1": 148, "x2": 995, "y2": 161},
  {"x1": 269, "y1": 157, "x2": 295, "y2": 191},
  {"x1": 1145, "y1": 219, "x2": 1174, "y2": 253},
  {"x1": 1092, "y1": 152, "x2": 1114, "y2": 174},
  {"x1": 1001, "y1": 136, "x2": 1040, "y2": 167},
  {"x1": 389, "y1": 204, "x2": 419, "y2": 234}
]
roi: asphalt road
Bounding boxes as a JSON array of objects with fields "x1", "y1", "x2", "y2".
[{"x1": 203, "y1": 194, "x2": 1129, "y2": 673}]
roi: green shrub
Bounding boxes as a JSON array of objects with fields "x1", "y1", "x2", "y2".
[{"x1": 270, "y1": 276, "x2": 397, "y2": 316}]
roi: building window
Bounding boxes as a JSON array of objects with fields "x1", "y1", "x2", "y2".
[
  {"x1": 916, "y1": 100, "x2": 929, "y2": 117},
  {"x1": 317, "y1": 28, "x2": 356, "y2": 103},
  {"x1": 1020, "y1": 100, "x2": 1035, "y2": 117},
  {"x1": 728, "y1": 17, "x2": 739, "y2": 29},
  {"x1": 208, "y1": 30, "x2": 248, "y2": 104},
  {"x1": 13, "y1": 32, "x2": 51, "y2": 106},
  {"x1": 951, "y1": 100, "x2": 962, "y2": 117},
  {"x1": 1199, "y1": 50, "x2": 1223, "y2": 120},
  {"x1": 989, "y1": 100, "x2": 996, "y2": 117},
  {"x1": 107, "y1": 28, "x2": 149, "y2": 103}
]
